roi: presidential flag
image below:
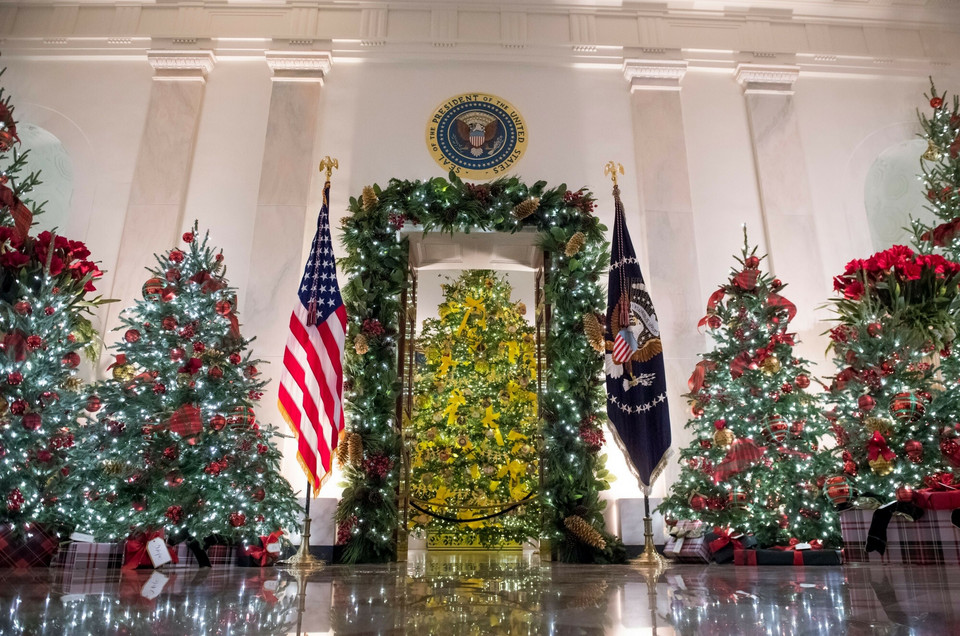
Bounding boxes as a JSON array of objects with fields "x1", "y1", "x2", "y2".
[
  {"x1": 604, "y1": 184, "x2": 671, "y2": 493},
  {"x1": 278, "y1": 179, "x2": 347, "y2": 495}
]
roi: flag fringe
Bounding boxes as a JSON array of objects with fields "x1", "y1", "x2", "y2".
[{"x1": 603, "y1": 414, "x2": 671, "y2": 496}]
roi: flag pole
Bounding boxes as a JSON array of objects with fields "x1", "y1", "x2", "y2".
[
  {"x1": 603, "y1": 161, "x2": 667, "y2": 570},
  {"x1": 280, "y1": 156, "x2": 341, "y2": 572}
]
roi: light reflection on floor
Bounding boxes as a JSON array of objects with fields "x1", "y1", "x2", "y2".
[{"x1": 0, "y1": 551, "x2": 958, "y2": 634}]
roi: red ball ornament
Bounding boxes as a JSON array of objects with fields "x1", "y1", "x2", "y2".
[
  {"x1": 790, "y1": 420, "x2": 805, "y2": 437},
  {"x1": 858, "y1": 394, "x2": 876, "y2": 412},
  {"x1": 6, "y1": 371, "x2": 22, "y2": 386},
  {"x1": 44, "y1": 307, "x2": 54, "y2": 316},
  {"x1": 229, "y1": 353, "x2": 242, "y2": 365},
  {"x1": 867, "y1": 322, "x2": 882, "y2": 338},
  {"x1": 931, "y1": 96, "x2": 944, "y2": 109},
  {"x1": 896, "y1": 486, "x2": 914, "y2": 503},
  {"x1": 215, "y1": 253, "x2": 223, "y2": 261},
  {"x1": 25, "y1": 335, "x2": 43, "y2": 351},
  {"x1": 61, "y1": 352, "x2": 80, "y2": 368},
  {"x1": 210, "y1": 415, "x2": 226, "y2": 431},
  {"x1": 940, "y1": 438, "x2": 960, "y2": 468},
  {"x1": 905, "y1": 439, "x2": 924, "y2": 463},
  {"x1": 251, "y1": 487, "x2": 265, "y2": 502},
  {"x1": 153, "y1": 382, "x2": 166, "y2": 395},
  {"x1": 162, "y1": 316, "x2": 177, "y2": 330},
  {"x1": 169, "y1": 249, "x2": 184, "y2": 263},
  {"x1": 714, "y1": 418, "x2": 727, "y2": 430},
  {"x1": 166, "y1": 471, "x2": 184, "y2": 488},
  {"x1": 744, "y1": 255, "x2": 760, "y2": 268},
  {"x1": 771, "y1": 278, "x2": 782, "y2": 289},
  {"x1": 208, "y1": 366, "x2": 223, "y2": 380},
  {"x1": 706, "y1": 315, "x2": 721, "y2": 329},
  {"x1": 178, "y1": 325, "x2": 195, "y2": 339},
  {"x1": 762, "y1": 414, "x2": 788, "y2": 444},
  {"x1": 891, "y1": 392, "x2": 924, "y2": 422},
  {"x1": 6, "y1": 488, "x2": 23, "y2": 512},
  {"x1": 170, "y1": 347, "x2": 185, "y2": 361},
  {"x1": 781, "y1": 382, "x2": 793, "y2": 394},
  {"x1": 85, "y1": 395, "x2": 102, "y2": 413},
  {"x1": 229, "y1": 512, "x2": 246, "y2": 528},
  {"x1": 215, "y1": 301, "x2": 232, "y2": 316},
  {"x1": 142, "y1": 278, "x2": 165, "y2": 301},
  {"x1": 131, "y1": 498, "x2": 147, "y2": 512},
  {"x1": 843, "y1": 460, "x2": 857, "y2": 476},
  {"x1": 182, "y1": 232, "x2": 194, "y2": 243},
  {"x1": 13, "y1": 301, "x2": 31, "y2": 315},
  {"x1": 10, "y1": 399, "x2": 26, "y2": 415},
  {"x1": 794, "y1": 374, "x2": 810, "y2": 390},
  {"x1": 245, "y1": 365, "x2": 259, "y2": 378},
  {"x1": 124, "y1": 329, "x2": 141, "y2": 343},
  {"x1": 689, "y1": 494, "x2": 707, "y2": 511},
  {"x1": 699, "y1": 439, "x2": 712, "y2": 449}
]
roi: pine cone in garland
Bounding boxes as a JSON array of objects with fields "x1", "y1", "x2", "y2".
[
  {"x1": 354, "y1": 333, "x2": 369, "y2": 355},
  {"x1": 564, "y1": 515, "x2": 607, "y2": 550},
  {"x1": 582, "y1": 313, "x2": 604, "y2": 353},
  {"x1": 336, "y1": 429, "x2": 350, "y2": 467},
  {"x1": 512, "y1": 197, "x2": 540, "y2": 220},
  {"x1": 361, "y1": 186, "x2": 378, "y2": 211},
  {"x1": 347, "y1": 432, "x2": 363, "y2": 467},
  {"x1": 565, "y1": 231, "x2": 586, "y2": 257}
]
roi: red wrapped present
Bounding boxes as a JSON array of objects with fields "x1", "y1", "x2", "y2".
[
  {"x1": 733, "y1": 547, "x2": 843, "y2": 566},
  {"x1": 912, "y1": 488, "x2": 960, "y2": 510},
  {"x1": 238, "y1": 531, "x2": 284, "y2": 567},
  {"x1": 840, "y1": 508, "x2": 960, "y2": 565},
  {"x1": 0, "y1": 524, "x2": 59, "y2": 568},
  {"x1": 122, "y1": 530, "x2": 178, "y2": 570},
  {"x1": 50, "y1": 541, "x2": 123, "y2": 569}
]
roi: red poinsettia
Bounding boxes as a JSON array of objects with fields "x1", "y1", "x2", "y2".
[{"x1": 832, "y1": 245, "x2": 960, "y2": 301}]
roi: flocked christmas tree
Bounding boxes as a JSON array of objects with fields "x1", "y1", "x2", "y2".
[
  {"x1": 0, "y1": 70, "x2": 105, "y2": 534},
  {"x1": 659, "y1": 238, "x2": 840, "y2": 547},
  {"x1": 73, "y1": 224, "x2": 301, "y2": 545},
  {"x1": 408, "y1": 270, "x2": 540, "y2": 546}
]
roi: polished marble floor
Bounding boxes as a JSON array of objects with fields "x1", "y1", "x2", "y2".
[{"x1": 0, "y1": 551, "x2": 958, "y2": 635}]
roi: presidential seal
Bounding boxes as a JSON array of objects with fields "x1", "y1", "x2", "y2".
[{"x1": 426, "y1": 93, "x2": 527, "y2": 180}]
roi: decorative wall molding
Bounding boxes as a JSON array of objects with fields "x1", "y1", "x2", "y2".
[
  {"x1": 0, "y1": 2, "x2": 957, "y2": 77},
  {"x1": 736, "y1": 63, "x2": 800, "y2": 94},
  {"x1": 146, "y1": 50, "x2": 215, "y2": 81},
  {"x1": 623, "y1": 58, "x2": 687, "y2": 92},
  {"x1": 264, "y1": 50, "x2": 332, "y2": 82}
]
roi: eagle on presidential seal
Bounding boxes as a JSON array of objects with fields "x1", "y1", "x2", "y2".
[
  {"x1": 605, "y1": 278, "x2": 662, "y2": 393},
  {"x1": 454, "y1": 112, "x2": 504, "y2": 157}
]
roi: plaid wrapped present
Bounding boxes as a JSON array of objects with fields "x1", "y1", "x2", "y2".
[
  {"x1": 840, "y1": 508, "x2": 960, "y2": 565},
  {"x1": 665, "y1": 521, "x2": 709, "y2": 563},
  {"x1": 733, "y1": 548, "x2": 843, "y2": 566},
  {"x1": 54, "y1": 568, "x2": 123, "y2": 596},
  {"x1": 170, "y1": 542, "x2": 237, "y2": 568},
  {"x1": 0, "y1": 524, "x2": 59, "y2": 568},
  {"x1": 50, "y1": 542, "x2": 123, "y2": 569}
]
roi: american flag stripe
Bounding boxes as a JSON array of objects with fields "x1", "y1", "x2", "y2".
[
  {"x1": 277, "y1": 179, "x2": 345, "y2": 495},
  {"x1": 613, "y1": 334, "x2": 631, "y2": 364}
]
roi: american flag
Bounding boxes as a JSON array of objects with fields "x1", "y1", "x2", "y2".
[{"x1": 278, "y1": 180, "x2": 346, "y2": 495}]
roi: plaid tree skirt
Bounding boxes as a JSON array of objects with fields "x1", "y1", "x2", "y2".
[
  {"x1": 840, "y1": 508, "x2": 960, "y2": 565},
  {"x1": 0, "y1": 524, "x2": 59, "y2": 568}
]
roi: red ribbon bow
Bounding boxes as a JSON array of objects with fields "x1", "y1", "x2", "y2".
[
  {"x1": 708, "y1": 527, "x2": 743, "y2": 554},
  {"x1": 697, "y1": 288, "x2": 727, "y2": 330},
  {"x1": 687, "y1": 360, "x2": 717, "y2": 392},
  {"x1": 767, "y1": 293, "x2": 797, "y2": 322},
  {"x1": 924, "y1": 472, "x2": 956, "y2": 491},
  {"x1": 867, "y1": 431, "x2": 895, "y2": 462},
  {"x1": 243, "y1": 530, "x2": 284, "y2": 566},
  {"x1": 123, "y1": 529, "x2": 178, "y2": 570},
  {"x1": 0, "y1": 183, "x2": 32, "y2": 242}
]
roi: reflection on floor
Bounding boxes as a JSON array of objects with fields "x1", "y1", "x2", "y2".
[{"x1": 0, "y1": 550, "x2": 958, "y2": 634}]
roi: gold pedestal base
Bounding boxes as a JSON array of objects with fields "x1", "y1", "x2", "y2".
[
  {"x1": 631, "y1": 515, "x2": 667, "y2": 570},
  {"x1": 278, "y1": 517, "x2": 324, "y2": 571}
]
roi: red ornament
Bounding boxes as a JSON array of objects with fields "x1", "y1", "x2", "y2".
[
  {"x1": 215, "y1": 253, "x2": 223, "y2": 261},
  {"x1": 193, "y1": 341, "x2": 205, "y2": 353},
  {"x1": 794, "y1": 374, "x2": 810, "y2": 389},
  {"x1": 761, "y1": 414, "x2": 788, "y2": 444},
  {"x1": 251, "y1": 487, "x2": 265, "y2": 502},
  {"x1": 896, "y1": 486, "x2": 914, "y2": 503},
  {"x1": 169, "y1": 249, "x2": 184, "y2": 263},
  {"x1": 229, "y1": 353, "x2": 242, "y2": 365},
  {"x1": 131, "y1": 498, "x2": 147, "y2": 512},
  {"x1": 182, "y1": 232, "x2": 194, "y2": 243},
  {"x1": 10, "y1": 400, "x2": 26, "y2": 415},
  {"x1": 6, "y1": 371, "x2": 22, "y2": 385},
  {"x1": 6, "y1": 488, "x2": 23, "y2": 512},
  {"x1": 170, "y1": 347, "x2": 185, "y2": 361},
  {"x1": 85, "y1": 395, "x2": 102, "y2": 413},
  {"x1": 124, "y1": 329, "x2": 141, "y2": 343},
  {"x1": 210, "y1": 415, "x2": 226, "y2": 431},
  {"x1": 867, "y1": 322, "x2": 882, "y2": 337},
  {"x1": 36, "y1": 449, "x2": 52, "y2": 463},
  {"x1": 858, "y1": 394, "x2": 876, "y2": 412},
  {"x1": 771, "y1": 278, "x2": 782, "y2": 289},
  {"x1": 13, "y1": 301, "x2": 31, "y2": 315},
  {"x1": 165, "y1": 505, "x2": 184, "y2": 523},
  {"x1": 891, "y1": 392, "x2": 924, "y2": 422},
  {"x1": 781, "y1": 382, "x2": 793, "y2": 394},
  {"x1": 108, "y1": 420, "x2": 126, "y2": 436},
  {"x1": 940, "y1": 438, "x2": 960, "y2": 468},
  {"x1": 208, "y1": 366, "x2": 223, "y2": 379},
  {"x1": 843, "y1": 460, "x2": 857, "y2": 476},
  {"x1": 161, "y1": 316, "x2": 177, "y2": 330},
  {"x1": 25, "y1": 335, "x2": 42, "y2": 351},
  {"x1": 178, "y1": 325, "x2": 195, "y2": 339},
  {"x1": 62, "y1": 352, "x2": 80, "y2": 368},
  {"x1": 790, "y1": 420, "x2": 805, "y2": 437},
  {"x1": 165, "y1": 268, "x2": 181, "y2": 283},
  {"x1": 699, "y1": 439, "x2": 712, "y2": 449},
  {"x1": 163, "y1": 445, "x2": 179, "y2": 460},
  {"x1": 905, "y1": 439, "x2": 923, "y2": 463},
  {"x1": 689, "y1": 494, "x2": 707, "y2": 511},
  {"x1": 714, "y1": 419, "x2": 727, "y2": 430},
  {"x1": 245, "y1": 365, "x2": 259, "y2": 378},
  {"x1": 153, "y1": 382, "x2": 166, "y2": 395},
  {"x1": 744, "y1": 255, "x2": 760, "y2": 268},
  {"x1": 22, "y1": 413, "x2": 41, "y2": 430},
  {"x1": 215, "y1": 300, "x2": 232, "y2": 316},
  {"x1": 931, "y1": 96, "x2": 944, "y2": 109},
  {"x1": 229, "y1": 512, "x2": 246, "y2": 527},
  {"x1": 44, "y1": 307, "x2": 54, "y2": 316},
  {"x1": 166, "y1": 471, "x2": 184, "y2": 487}
]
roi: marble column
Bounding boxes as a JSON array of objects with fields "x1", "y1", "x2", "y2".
[
  {"x1": 106, "y1": 51, "x2": 215, "y2": 341},
  {"x1": 243, "y1": 52, "x2": 330, "y2": 498},
  {"x1": 736, "y1": 65, "x2": 826, "y2": 357},
  {"x1": 622, "y1": 58, "x2": 703, "y2": 494}
]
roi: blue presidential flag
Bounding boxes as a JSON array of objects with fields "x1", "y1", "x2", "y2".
[{"x1": 604, "y1": 184, "x2": 671, "y2": 492}]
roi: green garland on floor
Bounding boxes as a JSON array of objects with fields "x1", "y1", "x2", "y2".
[{"x1": 335, "y1": 171, "x2": 625, "y2": 564}]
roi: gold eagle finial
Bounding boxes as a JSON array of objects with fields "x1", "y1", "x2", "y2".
[
  {"x1": 604, "y1": 161, "x2": 624, "y2": 186},
  {"x1": 319, "y1": 156, "x2": 339, "y2": 181}
]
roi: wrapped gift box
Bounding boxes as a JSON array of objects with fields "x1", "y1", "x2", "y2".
[
  {"x1": 912, "y1": 489, "x2": 960, "y2": 511},
  {"x1": 733, "y1": 548, "x2": 843, "y2": 566},
  {"x1": 0, "y1": 524, "x2": 59, "y2": 568},
  {"x1": 50, "y1": 542, "x2": 123, "y2": 569},
  {"x1": 169, "y1": 542, "x2": 237, "y2": 568},
  {"x1": 840, "y1": 508, "x2": 960, "y2": 565},
  {"x1": 664, "y1": 521, "x2": 709, "y2": 563}
]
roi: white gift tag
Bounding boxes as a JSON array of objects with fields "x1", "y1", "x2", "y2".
[
  {"x1": 69, "y1": 532, "x2": 96, "y2": 543},
  {"x1": 146, "y1": 537, "x2": 172, "y2": 568},
  {"x1": 668, "y1": 538, "x2": 684, "y2": 555},
  {"x1": 266, "y1": 541, "x2": 282, "y2": 554},
  {"x1": 140, "y1": 571, "x2": 169, "y2": 600},
  {"x1": 263, "y1": 580, "x2": 279, "y2": 592},
  {"x1": 794, "y1": 542, "x2": 812, "y2": 551}
]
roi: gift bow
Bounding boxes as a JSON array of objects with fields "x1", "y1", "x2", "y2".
[
  {"x1": 923, "y1": 472, "x2": 956, "y2": 491},
  {"x1": 123, "y1": 529, "x2": 178, "y2": 570},
  {"x1": 243, "y1": 530, "x2": 284, "y2": 566},
  {"x1": 708, "y1": 527, "x2": 743, "y2": 554},
  {"x1": 867, "y1": 431, "x2": 895, "y2": 462},
  {"x1": 669, "y1": 521, "x2": 703, "y2": 539}
]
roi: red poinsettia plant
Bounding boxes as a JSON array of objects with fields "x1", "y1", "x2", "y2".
[
  {"x1": 0, "y1": 227, "x2": 102, "y2": 294},
  {"x1": 831, "y1": 245, "x2": 960, "y2": 346}
]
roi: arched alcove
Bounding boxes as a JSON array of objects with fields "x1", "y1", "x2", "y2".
[
  {"x1": 6, "y1": 123, "x2": 75, "y2": 232},
  {"x1": 864, "y1": 138, "x2": 936, "y2": 251}
]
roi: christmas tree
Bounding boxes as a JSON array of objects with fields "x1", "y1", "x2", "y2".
[
  {"x1": 0, "y1": 72, "x2": 104, "y2": 533},
  {"x1": 408, "y1": 270, "x2": 539, "y2": 546},
  {"x1": 914, "y1": 80, "x2": 960, "y2": 261},
  {"x1": 73, "y1": 224, "x2": 301, "y2": 545},
  {"x1": 825, "y1": 245, "x2": 960, "y2": 502},
  {"x1": 658, "y1": 238, "x2": 839, "y2": 547}
]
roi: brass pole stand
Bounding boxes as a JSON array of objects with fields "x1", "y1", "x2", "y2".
[
  {"x1": 632, "y1": 493, "x2": 667, "y2": 569},
  {"x1": 279, "y1": 479, "x2": 325, "y2": 571}
]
